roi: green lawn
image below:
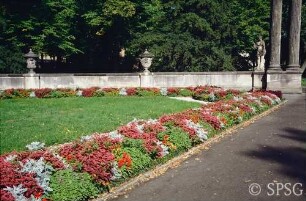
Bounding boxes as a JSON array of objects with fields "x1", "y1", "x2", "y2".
[{"x1": 0, "y1": 97, "x2": 200, "y2": 154}]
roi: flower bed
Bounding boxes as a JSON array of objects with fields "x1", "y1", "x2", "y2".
[
  {"x1": 0, "y1": 90, "x2": 282, "y2": 201},
  {"x1": 1, "y1": 86, "x2": 236, "y2": 99}
]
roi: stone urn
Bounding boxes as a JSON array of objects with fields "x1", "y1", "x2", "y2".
[
  {"x1": 139, "y1": 49, "x2": 154, "y2": 75},
  {"x1": 24, "y1": 49, "x2": 39, "y2": 75}
]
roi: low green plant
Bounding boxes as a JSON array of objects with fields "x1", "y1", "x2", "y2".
[
  {"x1": 104, "y1": 91, "x2": 119, "y2": 96},
  {"x1": 50, "y1": 91, "x2": 66, "y2": 98},
  {"x1": 93, "y1": 90, "x2": 105, "y2": 97},
  {"x1": 179, "y1": 89, "x2": 193, "y2": 97},
  {"x1": 49, "y1": 169, "x2": 99, "y2": 201},
  {"x1": 159, "y1": 127, "x2": 192, "y2": 152},
  {"x1": 122, "y1": 138, "x2": 145, "y2": 152},
  {"x1": 137, "y1": 89, "x2": 158, "y2": 97},
  {"x1": 122, "y1": 147, "x2": 152, "y2": 176}
]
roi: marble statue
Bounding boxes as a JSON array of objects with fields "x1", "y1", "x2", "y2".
[{"x1": 253, "y1": 36, "x2": 266, "y2": 71}]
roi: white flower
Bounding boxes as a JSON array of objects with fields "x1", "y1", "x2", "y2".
[
  {"x1": 251, "y1": 106, "x2": 257, "y2": 114},
  {"x1": 108, "y1": 131, "x2": 123, "y2": 140},
  {"x1": 185, "y1": 120, "x2": 208, "y2": 141},
  {"x1": 233, "y1": 96, "x2": 243, "y2": 101},
  {"x1": 119, "y1": 88, "x2": 127, "y2": 96},
  {"x1": 80, "y1": 135, "x2": 92, "y2": 142},
  {"x1": 160, "y1": 88, "x2": 168, "y2": 96},
  {"x1": 5, "y1": 154, "x2": 17, "y2": 162},
  {"x1": 76, "y1": 90, "x2": 83, "y2": 96},
  {"x1": 209, "y1": 92, "x2": 215, "y2": 101},
  {"x1": 110, "y1": 162, "x2": 122, "y2": 181},
  {"x1": 157, "y1": 141, "x2": 169, "y2": 157},
  {"x1": 26, "y1": 142, "x2": 45, "y2": 151},
  {"x1": 29, "y1": 91, "x2": 36, "y2": 98}
]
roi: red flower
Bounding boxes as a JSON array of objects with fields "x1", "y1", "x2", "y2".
[
  {"x1": 82, "y1": 87, "x2": 99, "y2": 97},
  {"x1": 118, "y1": 152, "x2": 132, "y2": 168},
  {"x1": 126, "y1": 88, "x2": 137, "y2": 96},
  {"x1": 34, "y1": 192, "x2": 43, "y2": 199}
]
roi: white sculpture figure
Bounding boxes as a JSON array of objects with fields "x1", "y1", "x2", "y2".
[{"x1": 253, "y1": 36, "x2": 266, "y2": 71}]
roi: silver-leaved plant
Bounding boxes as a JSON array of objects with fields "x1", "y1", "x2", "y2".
[
  {"x1": 20, "y1": 157, "x2": 54, "y2": 194},
  {"x1": 25, "y1": 142, "x2": 45, "y2": 151}
]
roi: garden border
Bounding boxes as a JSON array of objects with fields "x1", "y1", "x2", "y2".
[{"x1": 92, "y1": 100, "x2": 287, "y2": 201}]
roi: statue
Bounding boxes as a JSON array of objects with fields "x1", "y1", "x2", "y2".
[{"x1": 253, "y1": 36, "x2": 266, "y2": 71}]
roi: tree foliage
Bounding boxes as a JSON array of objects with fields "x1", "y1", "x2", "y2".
[{"x1": 0, "y1": 0, "x2": 305, "y2": 73}]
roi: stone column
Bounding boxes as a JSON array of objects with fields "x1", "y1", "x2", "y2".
[
  {"x1": 269, "y1": 0, "x2": 283, "y2": 71},
  {"x1": 287, "y1": 0, "x2": 302, "y2": 71}
]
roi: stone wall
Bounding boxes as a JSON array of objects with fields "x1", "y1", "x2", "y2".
[{"x1": 0, "y1": 71, "x2": 302, "y2": 93}]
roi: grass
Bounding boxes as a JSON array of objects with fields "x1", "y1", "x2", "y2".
[{"x1": 0, "y1": 97, "x2": 200, "y2": 154}]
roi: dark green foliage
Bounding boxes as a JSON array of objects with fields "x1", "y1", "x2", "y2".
[
  {"x1": 0, "y1": 46, "x2": 26, "y2": 74},
  {"x1": 49, "y1": 169, "x2": 99, "y2": 201},
  {"x1": 1, "y1": 0, "x2": 304, "y2": 73}
]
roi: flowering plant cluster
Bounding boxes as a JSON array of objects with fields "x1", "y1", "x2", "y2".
[
  {"x1": 1, "y1": 149, "x2": 65, "y2": 201},
  {"x1": 0, "y1": 86, "x2": 254, "y2": 99},
  {"x1": 0, "y1": 89, "x2": 282, "y2": 200}
]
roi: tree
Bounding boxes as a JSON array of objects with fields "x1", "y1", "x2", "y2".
[{"x1": 126, "y1": 0, "x2": 236, "y2": 72}]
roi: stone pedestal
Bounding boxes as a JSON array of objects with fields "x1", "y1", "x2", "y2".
[
  {"x1": 24, "y1": 74, "x2": 40, "y2": 89},
  {"x1": 139, "y1": 73, "x2": 154, "y2": 87},
  {"x1": 287, "y1": 0, "x2": 302, "y2": 71},
  {"x1": 267, "y1": 71, "x2": 302, "y2": 93},
  {"x1": 269, "y1": 0, "x2": 283, "y2": 71}
]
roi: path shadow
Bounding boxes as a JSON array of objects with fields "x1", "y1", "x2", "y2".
[
  {"x1": 242, "y1": 127, "x2": 306, "y2": 185},
  {"x1": 243, "y1": 146, "x2": 306, "y2": 184},
  {"x1": 279, "y1": 128, "x2": 306, "y2": 143}
]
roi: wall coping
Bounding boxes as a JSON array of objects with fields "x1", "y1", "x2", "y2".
[{"x1": 0, "y1": 71, "x2": 268, "y2": 77}]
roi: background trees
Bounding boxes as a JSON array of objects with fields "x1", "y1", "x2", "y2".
[{"x1": 0, "y1": 0, "x2": 305, "y2": 73}]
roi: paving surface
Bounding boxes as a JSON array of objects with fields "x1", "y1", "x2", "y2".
[
  {"x1": 112, "y1": 94, "x2": 306, "y2": 201},
  {"x1": 169, "y1": 97, "x2": 209, "y2": 104}
]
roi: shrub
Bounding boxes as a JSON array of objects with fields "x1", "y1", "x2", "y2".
[
  {"x1": 102, "y1": 88, "x2": 119, "y2": 96},
  {"x1": 82, "y1": 87, "x2": 99, "y2": 97},
  {"x1": 167, "y1": 88, "x2": 180, "y2": 96},
  {"x1": 0, "y1": 89, "x2": 14, "y2": 99},
  {"x1": 0, "y1": 89, "x2": 30, "y2": 99},
  {"x1": 35, "y1": 88, "x2": 52, "y2": 98},
  {"x1": 126, "y1": 88, "x2": 137, "y2": 96},
  {"x1": 49, "y1": 169, "x2": 99, "y2": 201},
  {"x1": 137, "y1": 88, "x2": 160, "y2": 96},
  {"x1": 179, "y1": 89, "x2": 193, "y2": 97},
  {"x1": 50, "y1": 91, "x2": 66, "y2": 98},
  {"x1": 265, "y1": 90, "x2": 282, "y2": 99},
  {"x1": 93, "y1": 90, "x2": 105, "y2": 97},
  {"x1": 192, "y1": 93, "x2": 210, "y2": 102},
  {"x1": 137, "y1": 89, "x2": 156, "y2": 96}
]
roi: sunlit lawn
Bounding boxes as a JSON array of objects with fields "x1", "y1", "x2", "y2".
[{"x1": 0, "y1": 97, "x2": 200, "y2": 154}]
